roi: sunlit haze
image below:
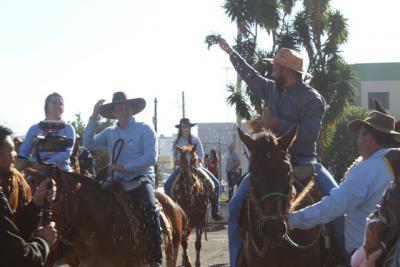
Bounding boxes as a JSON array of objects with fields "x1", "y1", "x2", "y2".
[{"x1": 1, "y1": 0, "x2": 399, "y2": 136}]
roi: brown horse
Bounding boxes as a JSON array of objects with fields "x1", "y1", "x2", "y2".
[
  {"x1": 26, "y1": 164, "x2": 188, "y2": 267},
  {"x1": 171, "y1": 144, "x2": 215, "y2": 267},
  {"x1": 1, "y1": 168, "x2": 32, "y2": 213},
  {"x1": 237, "y1": 127, "x2": 336, "y2": 267},
  {"x1": 362, "y1": 148, "x2": 400, "y2": 267}
]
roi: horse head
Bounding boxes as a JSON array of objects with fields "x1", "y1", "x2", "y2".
[
  {"x1": 176, "y1": 144, "x2": 199, "y2": 181},
  {"x1": 239, "y1": 126, "x2": 296, "y2": 246}
]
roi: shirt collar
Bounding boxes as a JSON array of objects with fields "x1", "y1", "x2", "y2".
[
  {"x1": 368, "y1": 148, "x2": 391, "y2": 159},
  {"x1": 116, "y1": 117, "x2": 135, "y2": 128},
  {"x1": 284, "y1": 81, "x2": 304, "y2": 92}
]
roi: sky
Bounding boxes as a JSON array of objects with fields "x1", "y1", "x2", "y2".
[{"x1": 1, "y1": 0, "x2": 399, "y2": 137}]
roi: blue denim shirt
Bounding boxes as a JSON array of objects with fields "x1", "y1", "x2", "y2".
[
  {"x1": 19, "y1": 122, "x2": 75, "y2": 171},
  {"x1": 172, "y1": 135, "x2": 204, "y2": 163},
  {"x1": 230, "y1": 52, "x2": 326, "y2": 157},
  {"x1": 83, "y1": 117, "x2": 157, "y2": 190},
  {"x1": 289, "y1": 148, "x2": 394, "y2": 253}
]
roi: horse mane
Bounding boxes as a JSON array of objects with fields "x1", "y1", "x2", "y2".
[
  {"x1": 62, "y1": 170, "x2": 103, "y2": 191},
  {"x1": 289, "y1": 179, "x2": 321, "y2": 212},
  {"x1": 253, "y1": 130, "x2": 278, "y2": 147}
]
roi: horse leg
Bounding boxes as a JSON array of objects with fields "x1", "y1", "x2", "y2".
[
  {"x1": 164, "y1": 232, "x2": 176, "y2": 267},
  {"x1": 181, "y1": 226, "x2": 192, "y2": 267},
  {"x1": 195, "y1": 228, "x2": 202, "y2": 267}
]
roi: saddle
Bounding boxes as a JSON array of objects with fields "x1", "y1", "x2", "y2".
[
  {"x1": 171, "y1": 167, "x2": 215, "y2": 199},
  {"x1": 292, "y1": 163, "x2": 315, "y2": 184}
]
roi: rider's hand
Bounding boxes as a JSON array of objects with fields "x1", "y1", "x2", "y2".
[
  {"x1": 107, "y1": 164, "x2": 125, "y2": 176},
  {"x1": 92, "y1": 99, "x2": 106, "y2": 118},
  {"x1": 261, "y1": 107, "x2": 279, "y2": 129},
  {"x1": 32, "y1": 178, "x2": 56, "y2": 207},
  {"x1": 217, "y1": 37, "x2": 234, "y2": 55},
  {"x1": 35, "y1": 222, "x2": 57, "y2": 248}
]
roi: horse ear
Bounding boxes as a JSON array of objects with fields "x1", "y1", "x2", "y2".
[
  {"x1": 385, "y1": 149, "x2": 400, "y2": 185},
  {"x1": 237, "y1": 127, "x2": 255, "y2": 151},
  {"x1": 374, "y1": 98, "x2": 387, "y2": 114},
  {"x1": 278, "y1": 125, "x2": 297, "y2": 151},
  {"x1": 192, "y1": 144, "x2": 198, "y2": 153}
]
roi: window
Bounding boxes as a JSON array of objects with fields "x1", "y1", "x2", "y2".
[{"x1": 368, "y1": 92, "x2": 389, "y2": 109}]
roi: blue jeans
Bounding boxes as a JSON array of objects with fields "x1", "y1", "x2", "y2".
[
  {"x1": 164, "y1": 166, "x2": 221, "y2": 213},
  {"x1": 228, "y1": 157, "x2": 345, "y2": 267},
  {"x1": 128, "y1": 182, "x2": 162, "y2": 264}
]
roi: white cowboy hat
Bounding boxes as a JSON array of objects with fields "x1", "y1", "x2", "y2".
[{"x1": 263, "y1": 47, "x2": 312, "y2": 77}]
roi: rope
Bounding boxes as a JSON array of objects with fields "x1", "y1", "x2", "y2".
[
  {"x1": 283, "y1": 224, "x2": 324, "y2": 250},
  {"x1": 258, "y1": 192, "x2": 288, "y2": 204},
  {"x1": 111, "y1": 139, "x2": 124, "y2": 181}
]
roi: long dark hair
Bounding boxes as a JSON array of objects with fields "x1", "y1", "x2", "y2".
[
  {"x1": 44, "y1": 92, "x2": 63, "y2": 117},
  {"x1": 174, "y1": 125, "x2": 193, "y2": 146},
  {"x1": 210, "y1": 149, "x2": 218, "y2": 160}
]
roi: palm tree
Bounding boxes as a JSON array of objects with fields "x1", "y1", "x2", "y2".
[{"x1": 226, "y1": 84, "x2": 252, "y2": 120}]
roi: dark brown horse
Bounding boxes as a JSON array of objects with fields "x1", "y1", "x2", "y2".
[
  {"x1": 362, "y1": 149, "x2": 400, "y2": 267},
  {"x1": 171, "y1": 144, "x2": 215, "y2": 267},
  {"x1": 26, "y1": 164, "x2": 188, "y2": 267},
  {"x1": 237, "y1": 127, "x2": 336, "y2": 267}
]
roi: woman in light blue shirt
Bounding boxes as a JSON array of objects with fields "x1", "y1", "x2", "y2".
[
  {"x1": 163, "y1": 118, "x2": 223, "y2": 221},
  {"x1": 19, "y1": 92, "x2": 75, "y2": 171}
]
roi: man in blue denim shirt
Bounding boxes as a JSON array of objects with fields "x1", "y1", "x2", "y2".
[
  {"x1": 289, "y1": 111, "x2": 399, "y2": 261},
  {"x1": 217, "y1": 38, "x2": 342, "y2": 266},
  {"x1": 83, "y1": 91, "x2": 162, "y2": 267}
]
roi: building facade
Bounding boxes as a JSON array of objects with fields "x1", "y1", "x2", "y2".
[{"x1": 353, "y1": 62, "x2": 400, "y2": 116}]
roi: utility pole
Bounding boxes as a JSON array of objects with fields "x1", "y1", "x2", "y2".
[
  {"x1": 153, "y1": 98, "x2": 158, "y2": 133},
  {"x1": 182, "y1": 91, "x2": 185, "y2": 118},
  {"x1": 153, "y1": 98, "x2": 158, "y2": 185}
]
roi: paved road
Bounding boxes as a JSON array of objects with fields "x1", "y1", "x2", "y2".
[{"x1": 171, "y1": 226, "x2": 229, "y2": 267}]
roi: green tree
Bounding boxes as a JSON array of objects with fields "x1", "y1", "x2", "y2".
[
  {"x1": 71, "y1": 113, "x2": 85, "y2": 138},
  {"x1": 321, "y1": 105, "x2": 368, "y2": 181},
  {"x1": 70, "y1": 114, "x2": 115, "y2": 172}
]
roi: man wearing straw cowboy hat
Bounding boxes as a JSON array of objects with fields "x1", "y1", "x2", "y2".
[
  {"x1": 217, "y1": 38, "x2": 342, "y2": 266},
  {"x1": 289, "y1": 111, "x2": 400, "y2": 263},
  {"x1": 83, "y1": 91, "x2": 162, "y2": 267}
]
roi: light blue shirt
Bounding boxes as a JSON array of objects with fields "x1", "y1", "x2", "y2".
[
  {"x1": 83, "y1": 117, "x2": 157, "y2": 190},
  {"x1": 172, "y1": 135, "x2": 204, "y2": 163},
  {"x1": 19, "y1": 122, "x2": 75, "y2": 171},
  {"x1": 289, "y1": 148, "x2": 393, "y2": 253}
]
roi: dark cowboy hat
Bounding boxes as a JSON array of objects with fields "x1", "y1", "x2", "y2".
[
  {"x1": 348, "y1": 111, "x2": 400, "y2": 142},
  {"x1": 99, "y1": 91, "x2": 146, "y2": 119},
  {"x1": 175, "y1": 118, "x2": 196, "y2": 129}
]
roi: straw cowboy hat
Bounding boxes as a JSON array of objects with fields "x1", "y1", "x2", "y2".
[
  {"x1": 244, "y1": 115, "x2": 262, "y2": 131},
  {"x1": 263, "y1": 47, "x2": 312, "y2": 77},
  {"x1": 100, "y1": 91, "x2": 146, "y2": 119},
  {"x1": 347, "y1": 111, "x2": 400, "y2": 142},
  {"x1": 175, "y1": 118, "x2": 196, "y2": 129}
]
